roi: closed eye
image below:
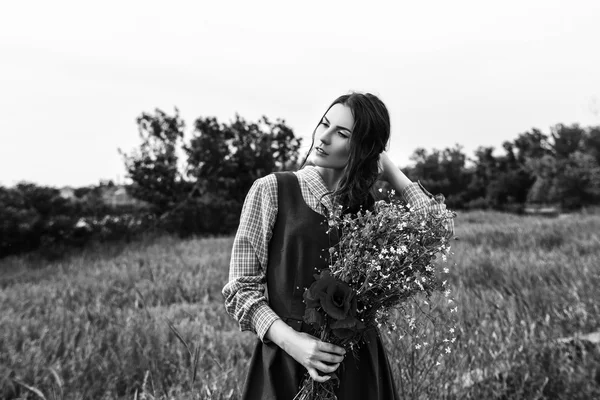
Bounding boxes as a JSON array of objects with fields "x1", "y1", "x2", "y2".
[{"x1": 320, "y1": 117, "x2": 350, "y2": 138}]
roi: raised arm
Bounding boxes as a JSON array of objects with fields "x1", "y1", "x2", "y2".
[{"x1": 378, "y1": 151, "x2": 455, "y2": 238}]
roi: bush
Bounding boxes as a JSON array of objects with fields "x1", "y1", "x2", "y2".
[
  {"x1": 159, "y1": 196, "x2": 242, "y2": 238},
  {"x1": 0, "y1": 184, "x2": 155, "y2": 260}
]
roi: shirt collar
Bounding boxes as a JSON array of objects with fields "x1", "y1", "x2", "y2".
[{"x1": 297, "y1": 166, "x2": 335, "y2": 213}]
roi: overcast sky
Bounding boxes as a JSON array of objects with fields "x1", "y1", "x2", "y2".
[{"x1": 1, "y1": 0, "x2": 599, "y2": 187}]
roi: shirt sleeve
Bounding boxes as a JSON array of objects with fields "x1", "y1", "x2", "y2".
[
  {"x1": 222, "y1": 174, "x2": 281, "y2": 341},
  {"x1": 401, "y1": 180, "x2": 455, "y2": 239}
]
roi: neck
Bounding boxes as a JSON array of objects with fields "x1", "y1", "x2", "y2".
[{"x1": 315, "y1": 166, "x2": 345, "y2": 192}]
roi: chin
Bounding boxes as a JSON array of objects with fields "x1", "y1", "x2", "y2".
[
  {"x1": 309, "y1": 153, "x2": 323, "y2": 166},
  {"x1": 304, "y1": 157, "x2": 317, "y2": 167},
  {"x1": 311, "y1": 158, "x2": 329, "y2": 168}
]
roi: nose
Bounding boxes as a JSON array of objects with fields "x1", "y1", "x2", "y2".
[{"x1": 318, "y1": 127, "x2": 332, "y2": 145}]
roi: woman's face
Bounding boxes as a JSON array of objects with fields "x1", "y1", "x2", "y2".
[{"x1": 310, "y1": 103, "x2": 354, "y2": 170}]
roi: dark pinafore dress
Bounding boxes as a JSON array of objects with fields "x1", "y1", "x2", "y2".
[{"x1": 242, "y1": 172, "x2": 399, "y2": 400}]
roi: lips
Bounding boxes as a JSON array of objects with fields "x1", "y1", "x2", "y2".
[{"x1": 315, "y1": 147, "x2": 329, "y2": 156}]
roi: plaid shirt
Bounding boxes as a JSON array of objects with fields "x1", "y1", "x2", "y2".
[{"x1": 222, "y1": 166, "x2": 454, "y2": 341}]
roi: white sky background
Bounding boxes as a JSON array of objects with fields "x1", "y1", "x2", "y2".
[{"x1": 1, "y1": 0, "x2": 599, "y2": 187}]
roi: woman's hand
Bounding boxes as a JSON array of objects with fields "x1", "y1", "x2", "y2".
[
  {"x1": 265, "y1": 320, "x2": 345, "y2": 382},
  {"x1": 283, "y1": 331, "x2": 346, "y2": 382}
]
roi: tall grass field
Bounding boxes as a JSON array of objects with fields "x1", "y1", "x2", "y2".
[{"x1": 1, "y1": 211, "x2": 599, "y2": 399}]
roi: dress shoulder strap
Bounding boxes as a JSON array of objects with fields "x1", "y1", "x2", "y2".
[{"x1": 273, "y1": 171, "x2": 302, "y2": 207}]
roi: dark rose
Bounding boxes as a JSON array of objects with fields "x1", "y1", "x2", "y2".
[
  {"x1": 303, "y1": 269, "x2": 366, "y2": 338},
  {"x1": 303, "y1": 307, "x2": 324, "y2": 328},
  {"x1": 322, "y1": 280, "x2": 356, "y2": 320},
  {"x1": 303, "y1": 269, "x2": 357, "y2": 320},
  {"x1": 331, "y1": 316, "x2": 365, "y2": 339}
]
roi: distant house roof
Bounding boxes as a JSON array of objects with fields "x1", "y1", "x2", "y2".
[
  {"x1": 101, "y1": 185, "x2": 149, "y2": 208},
  {"x1": 59, "y1": 187, "x2": 75, "y2": 199}
]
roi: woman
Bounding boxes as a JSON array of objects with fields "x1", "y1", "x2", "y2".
[{"x1": 222, "y1": 92, "x2": 454, "y2": 400}]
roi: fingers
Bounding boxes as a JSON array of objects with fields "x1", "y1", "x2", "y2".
[
  {"x1": 291, "y1": 333, "x2": 346, "y2": 382},
  {"x1": 312, "y1": 360, "x2": 340, "y2": 374},
  {"x1": 317, "y1": 341, "x2": 346, "y2": 356},
  {"x1": 317, "y1": 352, "x2": 344, "y2": 364},
  {"x1": 307, "y1": 367, "x2": 332, "y2": 383}
]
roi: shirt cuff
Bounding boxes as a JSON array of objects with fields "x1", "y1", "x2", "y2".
[
  {"x1": 401, "y1": 180, "x2": 433, "y2": 205},
  {"x1": 252, "y1": 303, "x2": 281, "y2": 342}
]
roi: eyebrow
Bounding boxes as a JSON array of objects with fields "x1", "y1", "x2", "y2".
[{"x1": 323, "y1": 116, "x2": 352, "y2": 133}]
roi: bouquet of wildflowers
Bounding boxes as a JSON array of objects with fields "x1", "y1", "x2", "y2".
[{"x1": 294, "y1": 191, "x2": 456, "y2": 400}]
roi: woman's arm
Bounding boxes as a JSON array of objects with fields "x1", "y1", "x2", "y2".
[
  {"x1": 222, "y1": 175, "x2": 281, "y2": 341},
  {"x1": 378, "y1": 151, "x2": 413, "y2": 193},
  {"x1": 378, "y1": 151, "x2": 455, "y2": 238},
  {"x1": 223, "y1": 174, "x2": 346, "y2": 380}
]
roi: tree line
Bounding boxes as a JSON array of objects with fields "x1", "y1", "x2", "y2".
[
  {"x1": 404, "y1": 124, "x2": 600, "y2": 211},
  {"x1": 123, "y1": 108, "x2": 599, "y2": 218},
  {"x1": 1, "y1": 107, "x2": 598, "y2": 259}
]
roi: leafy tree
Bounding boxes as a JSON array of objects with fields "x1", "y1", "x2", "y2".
[
  {"x1": 528, "y1": 151, "x2": 600, "y2": 209},
  {"x1": 558, "y1": 151, "x2": 600, "y2": 208},
  {"x1": 121, "y1": 109, "x2": 302, "y2": 235},
  {"x1": 407, "y1": 144, "x2": 469, "y2": 208},
  {"x1": 466, "y1": 146, "x2": 497, "y2": 206},
  {"x1": 467, "y1": 143, "x2": 536, "y2": 210},
  {"x1": 181, "y1": 114, "x2": 302, "y2": 233},
  {"x1": 525, "y1": 124, "x2": 600, "y2": 209},
  {"x1": 498, "y1": 141, "x2": 535, "y2": 204},
  {"x1": 120, "y1": 108, "x2": 189, "y2": 215},
  {"x1": 0, "y1": 185, "x2": 40, "y2": 255},
  {"x1": 549, "y1": 124, "x2": 585, "y2": 159},
  {"x1": 513, "y1": 128, "x2": 551, "y2": 163},
  {"x1": 584, "y1": 126, "x2": 600, "y2": 165},
  {"x1": 0, "y1": 184, "x2": 81, "y2": 257},
  {"x1": 185, "y1": 114, "x2": 301, "y2": 203}
]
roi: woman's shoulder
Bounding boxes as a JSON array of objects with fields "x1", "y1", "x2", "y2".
[
  {"x1": 254, "y1": 173, "x2": 278, "y2": 186},
  {"x1": 247, "y1": 173, "x2": 278, "y2": 202},
  {"x1": 251, "y1": 169, "x2": 311, "y2": 196},
  {"x1": 254, "y1": 170, "x2": 302, "y2": 187}
]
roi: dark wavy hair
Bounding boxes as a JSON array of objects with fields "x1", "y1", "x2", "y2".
[{"x1": 302, "y1": 92, "x2": 391, "y2": 214}]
